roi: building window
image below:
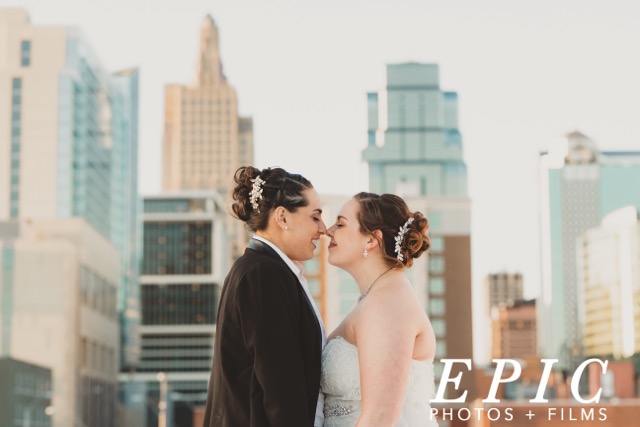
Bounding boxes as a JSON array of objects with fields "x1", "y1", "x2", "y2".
[
  {"x1": 429, "y1": 277, "x2": 445, "y2": 295},
  {"x1": 81, "y1": 338, "x2": 88, "y2": 367},
  {"x1": 141, "y1": 283, "x2": 219, "y2": 325},
  {"x1": 9, "y1": 78, "x2": 22, "y2": 218},
  {"x1": 20, "y1": 40, "x2": 31, "y2": 66},
  {"x1": 430, "y1": 236, "x2": 444, "y2": 253},
  {"x1": 432, "y1": 319, "x2": 446, "y2": 337},
  {"x1": 143, "y1": 221, "x2": 212, "y2": 275},
  {"x1": 429, "y1": 256, "x2": 445, "y2": 274},
  {"x1": 435, "y1": 340, "x2": 447, "y2": 358},
  {"x1": 429, "y1": 298, "x2": 446, "y2": 316},
  {"x1": 428, "y1": 212, "x2": 442, "y2": 229}
]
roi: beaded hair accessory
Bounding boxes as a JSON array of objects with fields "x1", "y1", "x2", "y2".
[
  {"x1": 394, "y1": 217, "x2": 414, "y2": 261},
  {"x1": 249, "y1": 176, "x2": 266, "y2": 212}
]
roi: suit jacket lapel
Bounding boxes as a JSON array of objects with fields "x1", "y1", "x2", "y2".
[
  {"x1": 247, "y1": 238, "x2": 322, "y2": 341},
  {"x1": 247, "y1": 238, "x2": 282, "y2": 261}
]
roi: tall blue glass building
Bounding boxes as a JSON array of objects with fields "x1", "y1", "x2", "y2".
[
  {"x1": 56, "y1": 32, "x2": 142, "y2": 369},
  {"x1": 363, "y1": 63, "x2": 467, "y2": 197}
]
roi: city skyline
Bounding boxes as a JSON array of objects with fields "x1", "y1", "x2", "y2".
[{"x1": 6, "y1": 0, "x2": 640, "y2": 349}]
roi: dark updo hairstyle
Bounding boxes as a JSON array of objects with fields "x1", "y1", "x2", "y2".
[
  {"x1": 353, "y1": 192, "x2": 430, "y2": 268},
  {"x1": 231, "y1": 166, "x2": 313, "y2": 232}
]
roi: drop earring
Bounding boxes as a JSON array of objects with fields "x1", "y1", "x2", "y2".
[{"x1": 363, "y1": 246, "x2": 368, "y2": 258}]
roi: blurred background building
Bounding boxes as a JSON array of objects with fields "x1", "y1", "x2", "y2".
[
  {"x1": 120, "y1": 192, "x2": 227, "y2": 427},
  {"x1": 1, "y1": 218, "x2": 120, "y2": 427},
  {"x1": 162, "y1": 15, "x2": 254, "y2": 261},
  {"x1": 539, "y1": 130, "x2": 640, "y2": 370},
  {"x1": 578, "y1": 206, "x2": 640, "y2": 360},
  {"x1": 491, "y1": 299, "x2": 537, "y2": 360},
  {"x1": 485, "y1": 272, "x2": 524, "y2": 314},
  {"x1": 0, "y1": 357, "x2": 52, "y2": 427},
  {"x1": 0, "y1": 8, "x2": 140, "y2": 427}
]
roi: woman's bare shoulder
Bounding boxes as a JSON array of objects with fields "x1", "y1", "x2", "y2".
[{"x1": 354, "y1": 279, "x2": 423, "y2": 332}]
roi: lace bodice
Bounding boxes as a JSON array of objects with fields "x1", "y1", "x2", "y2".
[{"x1": 320, "y1": 336, "x2": 438, "y2": 426}]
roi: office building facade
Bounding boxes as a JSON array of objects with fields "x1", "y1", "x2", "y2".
[
  {"x1": 0, "y1": 357, "x2": 52, "y2": 427},
  {"x1": 484, "y1": 272, "x2": 524, "y2": 314},
  {"x1": 121, "y1": 192, "x2": 227, "y2": 427},
  {"x1": 579, "y1": 206, "x2": 640, "y2": 359},
  {"x1": 0, "y1": 219, "x2": 120, "y2": 427},
  {"x1": 491, "y1": 300, "x2": 537, "y2": 360},
  {"x1": 539, "y1": 130, "x2": 640, "y2": 368}
]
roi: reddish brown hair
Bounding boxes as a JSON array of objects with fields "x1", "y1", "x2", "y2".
[{"x1": 353, "y1": 192, "x2": 430, "y2": 268}]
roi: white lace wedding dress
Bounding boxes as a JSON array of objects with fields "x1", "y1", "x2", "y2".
[{"x1": 321, "y1": 336, "x2": 439, "y2": 426}]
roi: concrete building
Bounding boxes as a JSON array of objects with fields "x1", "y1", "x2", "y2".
[
  {"x1": 0, "y1": 219, "x2": 120, "y2": 427},
  {"x1": 162, "y1": 15, "x2": 253, "y2": 259},
  {"x1": 120, "y1": 192, "x2": 228, "y2": 427},
  {"x1": 578, "y1": 206, "x2": 640, "y2": 360},
  {"x1": 362, "y1": 62, "x2": 474, "y2": 399},
  {"x1": 539, "y1": 130, "x2": 640, "y2": 368},
  {"x1": 491, "y1": 299, "x2": 537, "y2": 360},
  {"x1": 484, "y1": 272, "x2": 524, "y2": 314}
]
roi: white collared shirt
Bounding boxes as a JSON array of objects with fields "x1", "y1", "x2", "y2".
[{"x1": 251, "y1": 235, "x2": 326, "y2": 426}]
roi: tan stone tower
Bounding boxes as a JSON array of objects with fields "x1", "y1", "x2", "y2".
[{"x1": 162, "y1": 15, "x2": 253, "y2": 258}]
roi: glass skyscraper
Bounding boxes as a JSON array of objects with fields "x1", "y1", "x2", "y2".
[
  {"x1": 539, "y1": 130, "x2": 640, "y2": 368},
  {"x1": 363, "y1": 63, "x2": 467, "y2": 197},
  {"x1": 110, "y1": 69, "x2": 142, "y2": 370}
]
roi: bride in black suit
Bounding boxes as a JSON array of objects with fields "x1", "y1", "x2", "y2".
[{"x1": 203, "y1": 166, "x2": 327, "y2": 427}]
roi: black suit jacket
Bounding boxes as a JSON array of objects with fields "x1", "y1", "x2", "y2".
[{"x1": 203, "y1": 239, "x2": 323, "y2": 427}]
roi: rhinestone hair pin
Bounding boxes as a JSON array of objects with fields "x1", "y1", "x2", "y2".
[
  {"x1": 394, "y1": 217, "x2": 414, "y2": 261},
  {"x1": 249, "y1": 176, "x2": 265, "y2": 212}
]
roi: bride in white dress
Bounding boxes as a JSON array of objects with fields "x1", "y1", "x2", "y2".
[{"x1": 321, "y1": 193, "x2": 439, "y2": 427}]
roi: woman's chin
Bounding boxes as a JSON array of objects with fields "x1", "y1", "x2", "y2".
[
  {"x1": 300, "y1": 252, "x2": 315, "y2": 262},
  {"x1": 327, "y1": 253, "x2": 340, "y2": 267}
]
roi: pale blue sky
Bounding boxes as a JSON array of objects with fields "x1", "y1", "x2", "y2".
[{"x1": 8, "y1": 0, "x2": 640, "y2": 361}]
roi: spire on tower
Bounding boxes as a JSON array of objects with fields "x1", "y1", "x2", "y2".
[{"x1": 196, "y1": 15, "x2": 226, "y2": 87}]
